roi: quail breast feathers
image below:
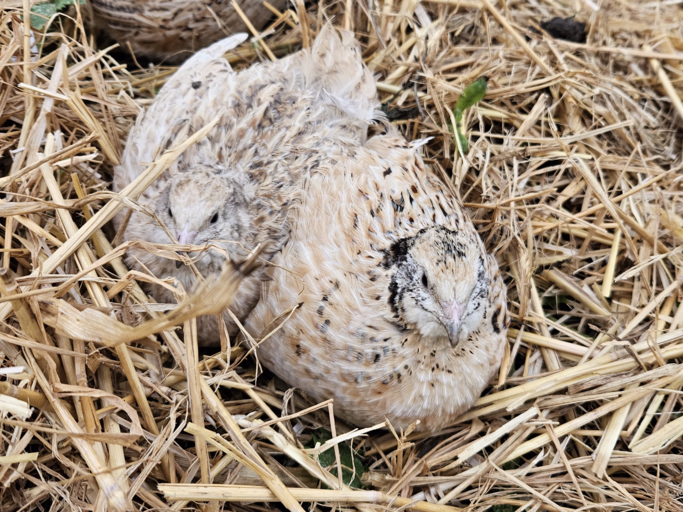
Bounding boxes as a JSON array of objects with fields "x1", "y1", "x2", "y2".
[
  {"x1": 246, "y1": 129, "x2": 509, "y2": 432},
  {"x1": 113, "y1": 27, "x2": 380, "y2": 343}
]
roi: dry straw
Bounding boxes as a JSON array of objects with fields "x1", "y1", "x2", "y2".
[{"x1": 1, "y1": 0, "x2": 683, "y2": 511}]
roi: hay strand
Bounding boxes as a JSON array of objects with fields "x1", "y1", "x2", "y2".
[{"x1": 2, "y1": 1, "x2": 683, "y2": 511}]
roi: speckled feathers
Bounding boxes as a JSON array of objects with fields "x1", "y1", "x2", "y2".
[
  {"x1": 114, "y1": 26, "x2": 508, "y2": 429},
  {"x1": 246, "y1": 129, "x2": 509, "y2": 431},
  {"x1": 113, "y1": 27, "x2": 380, "y2": 342}
]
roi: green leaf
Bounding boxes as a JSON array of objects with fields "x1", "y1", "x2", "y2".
[
  {"x1": 54, "y1": 0, "x2": 74, "y2": 9},
  {"x1": 451, "y1": 76, "x2": 488, "y2": 155},
  {"x1": 30, "y1": 0, "x2": 85, "y2": 30},
  {"x1": 55, "y1": 0, "x2": 86, "y2": 10},
  {"x1": 310, "y1": 429, "x2": 365, "y2": 488},
  {"x1": 30, "y1": 3, "x2": 57, "y2": 30},
  {"x1": 455, "y1": 77, "x2": 488, "y2": 119}
]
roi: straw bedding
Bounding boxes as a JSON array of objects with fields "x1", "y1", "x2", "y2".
[{"x1": 1, "y1": 0, "x2": 683, "y2": 511}]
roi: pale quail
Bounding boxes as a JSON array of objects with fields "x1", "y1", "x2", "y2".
[
  {"x1": 246, "y1": 129, "x2": 509, "y2": 431},
  {"x1": 113, "y1": 26, "x2": 380, "y2": 343}
]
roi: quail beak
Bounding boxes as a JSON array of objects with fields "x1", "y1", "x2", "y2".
[
  {"x1": 175, "y1": 223, "x2": 197, "y2": 269},
  {"x1": 176, "y1": 223, "x2": 198, "y2": 246},
  {"x1": 442, "y1": 301, "x2": 465, "y2": 347}
]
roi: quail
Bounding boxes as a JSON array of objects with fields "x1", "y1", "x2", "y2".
[
  {"x1": 113, "y1": 26, "x2": 379, "y2": 343},
  {"x1": 246, "y1": 129, "x2": 509, "y2": 431}
]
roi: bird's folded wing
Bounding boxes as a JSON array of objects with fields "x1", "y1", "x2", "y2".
[{"x1": 113, "y1": 35, "x2": 247, "y2": 193}]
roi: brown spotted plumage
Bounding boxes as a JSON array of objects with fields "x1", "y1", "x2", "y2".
[
  {"x1": 90, "y1": 0, "x2": 287, "y2": 63},
  {"x1": 245, "y1": 97, "x2": 509, "y2": 433},
  {"x1": 113, "y1": 27, "x2": 379, "y2": 343}
]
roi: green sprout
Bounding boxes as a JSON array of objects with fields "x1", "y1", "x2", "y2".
[{"x1": 451, "y1": 76, "x2": 488, "y2": 154}]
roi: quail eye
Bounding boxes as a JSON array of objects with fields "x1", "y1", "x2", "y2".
[
  {"x1": 210, "y1": 213, "x2": 219, "y2": 224},
  {"x1": 168, "y1": 208, "x2": 173, "y2": 218},
  {"x1": 421, "y1": 274, "x2": 428, "y2": 288}
]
